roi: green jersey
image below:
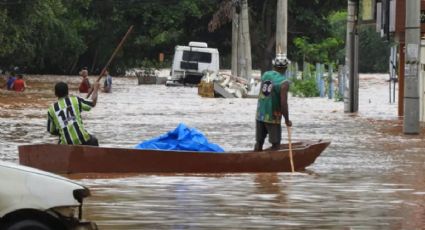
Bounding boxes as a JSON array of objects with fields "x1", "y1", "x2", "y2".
[
  {"x1": 256, "y1": 70, "x2": 288, "y2": 124},
  {"x1": 47, "y1": 96, "x2": 93, "y2": 144}
]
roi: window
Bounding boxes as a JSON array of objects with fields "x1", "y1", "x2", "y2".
[{"x1": 182, "y1": 51, "x2": 212, "y2": 63}]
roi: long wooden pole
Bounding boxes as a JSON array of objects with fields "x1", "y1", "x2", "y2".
[
  {"x1": 87, "y1": 25, "x2": 134, "y2": 98},
  {"x1": 287, "y1": 126, "x2": 295, "y2": 173}
]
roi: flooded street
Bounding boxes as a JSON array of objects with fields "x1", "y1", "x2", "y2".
[{"x1": 1, "y1": 74, "x2": 425, "y2": 229}]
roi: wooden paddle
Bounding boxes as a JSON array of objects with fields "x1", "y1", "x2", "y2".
[
  {"x1": 87, "y1": 25, "x2": 134, "y2": 98},
  {"x1": 287, "y1": 125, "x2": 295, "y2": 173}
]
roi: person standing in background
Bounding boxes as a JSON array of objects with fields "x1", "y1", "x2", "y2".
[
  {"x1": 13, "y1": 74, "x2": 26, "y2": 92},
  {"x1": 103, "y1": 70, "x2": 112, "y2": 93},
  {"x1": 78, "y1": 67, "x2": 91, "y2": 93},
  {"x1": 5, "y1": 72, "x2": 16, "y2": 90}
]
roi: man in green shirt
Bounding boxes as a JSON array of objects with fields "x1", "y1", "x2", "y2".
[
  {"x1": 47, "y1": 81, "x2": 100, "y2": 146},
  {"x1": 254, "y1": 53, "x2": 292, "y2": 151}
]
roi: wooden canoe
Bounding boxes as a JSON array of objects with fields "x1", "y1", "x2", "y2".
[{"x1": 18, "y1": 140, "x2": 330, "y2": 174}]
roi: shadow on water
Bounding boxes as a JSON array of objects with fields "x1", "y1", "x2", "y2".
[{"x1": 1, "y1": 74, "x2": 425, "y2": 228}]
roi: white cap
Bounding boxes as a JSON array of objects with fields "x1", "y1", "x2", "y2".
[{"x1": 272, "y1": 53, "x2": 290, "y2": 68}]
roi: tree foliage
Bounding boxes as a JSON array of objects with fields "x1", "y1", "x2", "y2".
[
  {"x1": 293, "y1": 37, "x2": 342, "y2": 64},
  {"x1": 247, "y1": 0, "x2": 346, "y2": 72},
  {"x1": 0, "y1": 0, "x2": 219, "y2": 74},
  {"x1": 0, "y1": 0, "x2": 389, "y2": 74},
  {"x1": 358, "y1": 25, "x2": 391, "y2": 73}
]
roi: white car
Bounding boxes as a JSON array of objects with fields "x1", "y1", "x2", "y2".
[{"x1": 0, "y1": 161, "x2": 97, "y2": 230}]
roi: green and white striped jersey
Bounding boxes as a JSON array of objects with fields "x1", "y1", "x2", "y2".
[{"x1": 47, "y1": 96, "x2": 93, "y2": 144}]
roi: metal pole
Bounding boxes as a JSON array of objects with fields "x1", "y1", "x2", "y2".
[
  {"x1": 320, "y1": 64, "x2": 325, "y2": 98},
  {"x1": 389, "y1": 49, "x2": 391, "y2": 103},
  {"x1": 328, "y1": 64, "x2": 334, "y2": 99},
  {"x1": 353, "y1": 30, "x2": 359, "y2": 112},
  {"x1": 344, "y1": 0, "x2": 359, "y2": 113},
  {"x1": 403, "y1": 0, "x2": 420, "y2": 134},
  {"x1": 393, "y1": 77, "x2": 396, "y2": 103},
  {"x1": 389, "y1": 45, "x2": 397, "y2": 104},
  {"x1": 338, "y1": 65, "x2": 343, "y2": 97},
  {"x1": 399, "y1": 44, "x2": 405, "y2": 116}
]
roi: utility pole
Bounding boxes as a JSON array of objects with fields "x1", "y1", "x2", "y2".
[
  {"x1": 403, "y1": 0, "x2": 420, "y2": 134},
  {"x1": 344, "y1": 0, "x2": 359, "y2": 113},
  {"x1": 276, "y1": 0, "x2": 288, "y2": 54},
  {"x1": 238, "y1": 8, "x2": 245, "y2": 78},
  {"x1": 240, "y1": 0, "x2": 252, "y2": 79},
  {"x1": 231, "y1": 1, "x2": 239, "y2": 77}
]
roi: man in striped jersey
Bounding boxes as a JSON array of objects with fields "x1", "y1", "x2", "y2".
[{"x1": 47, "y1": 81, "x2": 100, "y2": 146}]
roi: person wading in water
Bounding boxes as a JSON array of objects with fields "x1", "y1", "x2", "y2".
[{"x1": 78, "y1": 68, "x2": 91, "y2": 93}]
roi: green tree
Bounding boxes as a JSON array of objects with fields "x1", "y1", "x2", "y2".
[
  {"x1": 0, "y1": 0, "x2": 91, "y2": 73},
  {"x1": 293, "y1": 37, "x2": 342, "y2": 64},
  {"x1": 248, "y1": 0, "x2": 346, "y2": 72},
  {"x1": 358, "y1": 25, "x2": 391, "y2": 72},
  {"x1": 82, "y1": 0, "x2": 220, "y2": 74},
  {"x1": 0, "y1": 0, "x2": 389, "y2": 74},
  {"x1": 325, "y1": 10, "x2": 392, "y2": 73},
  {"x1": 0, "y1": 0, "x2": 221, "y2": 74},
  {"x1": 328, "y1": 11, "x2": 347, "y2": 64}
]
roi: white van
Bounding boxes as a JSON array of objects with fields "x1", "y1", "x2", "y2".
[
  {"x1": 0, "y1": 161, "x2": 97, "y2": 230},
  {"x1": 166, "y1": 41, "x2": 219, "y2": 86}
]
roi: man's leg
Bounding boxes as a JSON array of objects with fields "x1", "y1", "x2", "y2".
[
  {"x1": 255, "y1": 120, "x2": 267, "y2": 151},
  {"x1": 266, "y1": 123, "x2": 282, "y2": 150}
]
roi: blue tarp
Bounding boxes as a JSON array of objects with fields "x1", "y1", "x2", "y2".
[{"x1": 134, "y1": 123, "x2": 225, "y2": 152}]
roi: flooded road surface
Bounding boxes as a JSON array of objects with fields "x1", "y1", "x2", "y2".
[{"x1": 1, "y1": 74, "x2": 425, "y2": 229}]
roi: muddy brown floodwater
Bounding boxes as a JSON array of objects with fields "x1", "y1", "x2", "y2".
[{"x1": 1, "y1": 74, "x2": 425, "y2": 229}]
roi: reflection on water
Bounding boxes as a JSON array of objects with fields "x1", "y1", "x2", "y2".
[{"x1": 1, "y1": 74, "x2": 425, "y2": 229}]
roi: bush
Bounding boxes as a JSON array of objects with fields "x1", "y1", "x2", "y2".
[{"x1": 289, "y1": 73, "x2": 320, "y2": 97}]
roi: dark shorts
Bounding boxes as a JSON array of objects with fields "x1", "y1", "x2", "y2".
[
  {"x1": 82, "y1": 134, "x2": 99, "y2": 146},
  {"x1": 256, "y1": 120, "x2": 281, "y2": 145}
]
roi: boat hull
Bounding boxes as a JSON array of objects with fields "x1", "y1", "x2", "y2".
[{"x1": 18, "y1": 140, "x2": 330, "y2": 174}]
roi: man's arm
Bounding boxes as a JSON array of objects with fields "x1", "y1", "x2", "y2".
[
  {"x1": 47, "y1": 112, "x2": 59, "y2": 135},
  {"x1": 78, "y1": 81, "x2": 99, "y2": 110},
  {"x1": 280, "y1": 81, "x2": 292, "y2": 127}
]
